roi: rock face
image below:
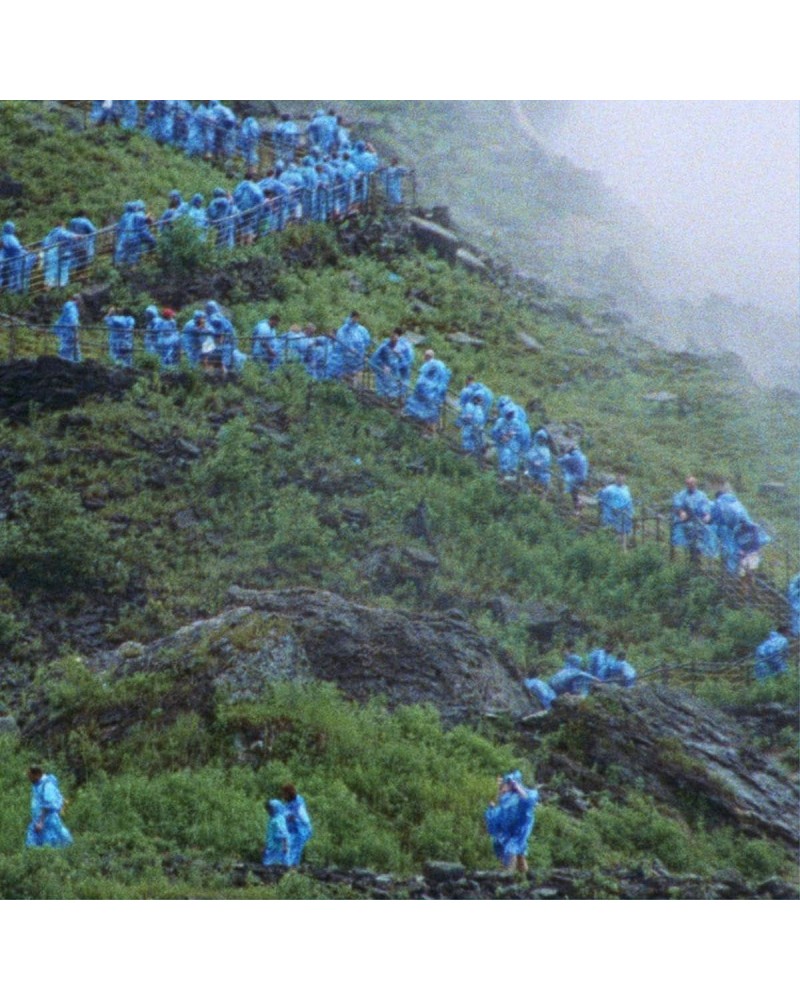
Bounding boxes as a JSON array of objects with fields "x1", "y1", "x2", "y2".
[
  {"x1": 527, "y1": 686, "x2": 800, "y2": 849},
  {"x1": 0, "y1": 356, "x2": 136, "y2": 422},
  {"x1": 230, "y1": 860, "x2": 798, "y2": 900},
  {"x1": 227, "y1": 586, "x2": 531, "y2": 721}
]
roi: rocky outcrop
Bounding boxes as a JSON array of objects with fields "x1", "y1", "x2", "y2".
[
  {"x1": 525, "y1": 685, "x2": 800, "y2": 849},
  {"x1": 0, "y1": 356, "x2": 136, "y2": 422},
  {"x1": 229, "y1": 860, "x2": 798, "y2": 900}
]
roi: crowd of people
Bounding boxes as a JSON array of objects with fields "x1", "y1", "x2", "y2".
[
  {"x1": 524, "y1": 642, "x2": 637, "y2": 711},
  {"x1": 0, "y1": 103, "x2": 409, "y2": 295}
]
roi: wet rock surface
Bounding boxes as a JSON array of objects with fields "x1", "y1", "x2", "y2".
[{"x1": 0, "y1": 356, "x2": 135, "y2": 422}]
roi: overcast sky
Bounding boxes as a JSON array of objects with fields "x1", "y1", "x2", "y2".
[{"x1": 546, "y1": 101, "x2": 799, "y2": 315}]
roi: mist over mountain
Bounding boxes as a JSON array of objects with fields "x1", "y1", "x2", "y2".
[{"x1": 329, "y1": 100, "x2": 798, "y2": 386}]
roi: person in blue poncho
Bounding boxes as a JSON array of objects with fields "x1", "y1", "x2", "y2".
[
  {"x1": 115, "y1": 201, "x2": 155, "y2": 266},
  {"x1": 145, "y1": 101, "x2": 173, "y2": 144},
  {"x1": 26, "y1": 767, "x2": 72, "y2": 848},
  {"x1": 53, "y1": 296, "x2": 81, "y2": 362},
  {"x1": 42, "y1": 223, "x2": 77, "y2": 288},
  {"x1": 209, "y1": 101, "x2": 237, "y2": 159},
  {"x1": 273, "y1": 113, "x2": 300, "y2": 164},
  {"x1": 105, "y1": 307, "x2": 135, "y2": 367},
  {"x1": 754, "y1": 626, "x2": 790, "y2": 681},
  {"x1": 403, "y1": 350, "x2": 451, "y2": 435},
  {"x1": 181, "y1": 311, "x2": 208, "y2": 366},
  {"x1": 597, "y1": 473, "x2": 634, "y2": 547},
  {"x1": 143, "y1": 304, "x2": 160, "y2": 355},
  {"x1": 262, "y1": 799, "x2": 290, "y2": 866},
  {"x1": 587, "y1": 642, "x2": 612, "y2": 679},
  {"x1": 155, "y1": 308, "x2": 180, "y2": 368},
  {"x1": 159, "y1": 190, "x2": 187, "y2": 232},
  {"x1": 1, "y1": 220, "x2": 33, "y2": 293},
  {"x1": 456, "y1": 391, "x2": 487, "y2": 455},
  {"x1": 186, "y1": 194, "x2": 208, "y2": 238},
  {"x1": 119, "y1": 101, "x2": 139, "y2": 130},
  {"x1": 90, "y1": 100, "x2": 119, "y2": 126},
  {"x1": 557, "y1": 442, "x2": 589, "y2": 512},
  {"x1": 239, "y1": 115, "x2": 262, "y2": 170},
  {"x1": 547, "y1": 645, "x2": 599, "y2": 696},
  {"x1": 458, "y1": 376, "x2": 493, "y2": 420},
  {"x1": 327, "y1": 312, "x2": 371, "y2": 379},
  {"x1": 207, "y1": 188, "x2": 237, "y2": 248},
  {"x1": 602, "y1": 650, "x2": 637, "y2": 688},
  {"x1": 524, "y1": 677, "x2": 558, "y2": 711},
  {"x1": 369, "y1": 327, "x2": 414, "y2": 401},
  {"x1": 252, "y1": 314, "x2": 281, "y2": 369},
  {"x1": 491, "y1": 405, "x2": 525, "y2": 480},
  {"x1": 710, "y1": 488, "x2": 770, "y2": 576},
  {"x1": 671, "y1": 476, "x2": 717, "y2": 560},
  {"x1": 281, "y1": 784, "x2": 313, "y2": 866},
  {"x1": 485, "y1": 770, "x2": 539, "y2": 874},
  {"x1": 67, "y1": 212, "x2": 96, "y2": 270},
  {"x1": 233, "y1": 174, "x2": 265, "y2": 243},
  {"x1": 789, "y1": 574, "x2": 800, "y2": 637},
  {"x1": 524, "y1": 429, "x2": 552, "y2": 490},
  {"x1": 383, "y1": 157, "x2": 409, "y2": 206}
]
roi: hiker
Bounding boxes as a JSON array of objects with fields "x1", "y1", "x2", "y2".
[
  {"x1": 557, "y1": 442, "x2": 589, "y2": 512},
  {"x1": 491, "y1": 403, "x2": 525, "y2": 480},
  {"x1": 105, "y1": 307, "x2": 135, "y2": 367},
  {"x1": 485, "y1": 770, "x2": 539, "y2": 874},
  {"x1": 233, "y1": 174, "x2": 265, "y2": 243},
  {"x1": 186, "y1": 194, "x2": 209, "y2": 239},
  {"x1": 325, "y1": 312, "x2": 371, "y2": 380},
  {"x1": 524, "y1": 429, "x2": 552, "y2": 489},
  {"x1": 524, "y1": 677, "x2": 558, "y2": 711},
  {"x1": 143, "y1": 304, "x2": 161, "y2": 355},
  {"x1": 26, "y1": 767, "x2": 73, "y2": 848},
  {"x1": 273, "y1": 113, "x2": 299, "y2": 164},
  {"x1": 155, "y1": 308, "x2": 180, "y2": 367},
  {"x1": 42, "y1": 222, "x2": 77, "y2": 288},
  {"x1": 1, "y1": 220, "x2": 32, "y2": 293},
  {"x1": 710, "y1": 488, "x2": 770, "y2": 575},
  {"x1": 238, "y1": 115, "x2": 262, "y2": 171},
  {"x1": 587, "y1": 643, "x2": 612, "y2": 679},
  {"x1": 262, "y1": 799, "x2": 290, "y2": 866},
  {"x1": 181, "y1": 311, "x2": 207, "y2": 366},
  {"x1": 547, "y1": 646, "x2": 598, "y2": 696},
  {"x1": 252, "y1": 314, "x2": 282, "y2": 369},
  {"x1": 754, "y1": 627, "x2": 790, "y2": 681},
  {"x1": 370, "y1": 327, "x2": 414, "y2": 400},
  {"x1": 602, "y1": 650, "x2": 637, "y2": 688},
  {"x1": 67, "y1": 212, "x2": 97, "y2": 270},
  {"x1": 281, "y1": 784, "x2": 313, "y2": 866},
  {"x1": 671, "y1": 476, "x2": 717, "y2": 559},
  {"x1": 458, "y1": 376, "x2": 494, "y2": 421},
  {"x1": 383, "y1": 158, "x2": 409, "y2": 206},
  {"x1": 403, "y1": 349, "x2": 451, "y2": 434},
  {"x1": 159, "y1": 190, "x2": 187, "y2": 232},
  {"x1": 207, "y1": 188, "x2": 238, "y2": 249},
  {"x1": 597, "y1": 473, "x2": 634, "y2": 543},
  {"x1": 53, "y1": 296, "x2": 81, "y2": 362},
  {"x1": 456, "y1": 390, "x2": 487, "y2": 455},
  {"x1": 114, "y1": 201, "x2": 155, "y2": 266}
]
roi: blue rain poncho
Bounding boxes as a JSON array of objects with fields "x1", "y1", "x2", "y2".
[
  {"x1": 181, "y1": 312, "x2": 207, "y2": 366},
  {"x1": 671, "y1": 485, "x2": 717, "y2": 557},
  {"x1": 53, "y1": 299, "x2": 80, "y2": 362},
  {"x1": 185, "y1": 102, "x2": 213, "y2": 157},
  {"x1": 754, "y1": 631, "x2": 789, "y2": 680},
  {"x1": 208, "y1": 189, "x2": 237, "y2": 248},
  {"x1": 326, "y1": 316, "x2": 371, "y2": 378},
  {"x1": 274, "y1": 116, "x2": 300, "y2": 163},
  {"x1": 403, "y1": 358, "x2": 452, "y2": 424},
  {"x1": 42, "y1": 225, "x2": 76, "y2": 288},
  {"x1": 143, "y1": 305, "x2": 160, "y2": 355},
  {"x1": 284, "y1": 794, "x2": 313, "y2": 865},
  {"x1": 106, "y1": 314, "x2": 135, "y2": 367},
  {"x1": 548, "y1": 664, "x2": 597, "y2": 696},
  {"x1": 186, "y1": 194, "x2": 208, "y2": 238},
  {"x1": 587, "y1": 647, "x2": 610, "y2": 678},
  {"x1": 170, "y1": 101, "x2": 192, "y2": 147},
  {"x1": 383, "y1": 164, "x2": 408, "y2": 206},
  {"x1": 67, "y1": 215, "x2": 96, "y2": 269},
  {"x1": 115, "y1": 202, "x2": 155, "y2": 265},
  {"x1": 262, "y1": 800, "x2": 290, "y2": 866},
  {"x1": 597, "y1": 482, "x2": 634, "y2": 535},
  {"x1": 457, "y1": 398, "x2": 487, "y2": 454},
  {"x1": 1, "y1": 221, "x2": 30, "y2": 293},
  {"x1": 26, "y1": 774, "x2": 73, "y2": 848},
  {"x1": 484, "y1": 772, "x2": 539, "y2": 867},
  {"x1": 602, "y1": 657, "x2": 637, "y2": 688},
  {"x1": 524, "y1": 678, "x2": 557, "y2": 710},
  {"x1": 209, "y1": 101, "x2": 237, "y2": 157},
  {"x1": 524, "y1": 429, "x2": 552, "y2": 486},
  {"x1": 279, "y1": 164, "x2": 306, "y2": 220},
  {"x1": 119, "y1": 101, "x2": 139, "y2": 130},
  {"x1": 458, "y1": 381, "x2": 494, "y2": 419},
  {"x1": 491, "y1": 408, "x2": 525, "y2": 476},
  {"x1": 158, "y1": 191, "x2": 187, "y2": 232},
  {"x1": 145, "y1": 101, "x2": 173, "y2": 144},
  {"x1": 334, "y1": 158, "x2": 358, "y2": 215},
  {"x1": 233, "y1": 179, "x2": 264, "y2": 239},
  {"x1": 239, "y1": 116, "x2": 262, "y2": 168},
  {"x1": 370, "y1": 337, "x2": 414, "y2": 399},
  {"x1": 251, "y1": 319, "x2": 281, "y2": 368},
  {"x1": 558, "y1": 446, "x2": 588, "y2": 494},
  {"x1": 789, "y1": 574, "x2": 800, "y2": 637},
  {"x1": 711, "y1": 492, "x2": 767, "y2": 574},
  {"x1": 155, "y1": 317, "x2": 180, "y2": 367},
  {"x1": 90, "y1": 100, "x2": 119, "y2": 125}
]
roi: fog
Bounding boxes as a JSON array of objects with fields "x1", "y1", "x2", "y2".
[{"x1": 537, "y1": 101, "x2": 799, "y2": 318}]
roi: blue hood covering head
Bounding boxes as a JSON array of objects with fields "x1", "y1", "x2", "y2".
[
  {"x1": 190, "y1": 194, "x2": 204, "y2": 207},
  {"x1": 212, "y1": 187, "x2": 226, "y2": 198},
  {"x1": 3, "y1": 221, "x2": 15, "y2": 234},
  {"x1": 503, "y1": 770, "x2": 523, "y2": 785}
]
